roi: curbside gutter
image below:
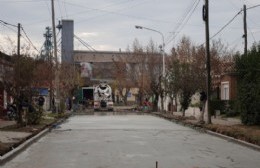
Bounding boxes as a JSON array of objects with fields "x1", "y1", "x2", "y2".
[
  {"x1": 206, "y1": 130, "x2": 260, "y2": 152},
  {"x1": 150, "y1": 112, "x2": 260, "y2": 152}
]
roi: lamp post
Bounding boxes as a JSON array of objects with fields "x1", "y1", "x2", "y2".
[{"x1": 135, "y1": 25, "x2": 166, "y2": 111}]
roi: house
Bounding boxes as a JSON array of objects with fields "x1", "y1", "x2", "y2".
[{"x1": 220, "y1": 72, "x2": 237, "y2": 100}]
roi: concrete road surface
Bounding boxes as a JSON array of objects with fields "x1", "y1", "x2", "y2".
[{"x1": 2, "y1": 113, "x2": 260, "y2": 168}]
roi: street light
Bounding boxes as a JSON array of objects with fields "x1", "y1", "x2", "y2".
[
  {"x1": 135, "y1": 25, "x2": 165, "y2": 78},
  {"x1": 135, "y1": 25, "x2": 166, "y2": 111}
]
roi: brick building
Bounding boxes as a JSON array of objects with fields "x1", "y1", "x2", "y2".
[{"x1": 220, "y1": 72, "x2": 237, "y2": 100}]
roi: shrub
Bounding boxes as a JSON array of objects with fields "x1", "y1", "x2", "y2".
[
  {"x1": 60, "y1": 101, "x2": 65, "y2": 113},
  {"x1": 210, "y1": 100, "x2": 225, "y2": 115},
  {"x1": 26, "y1": 105, "x2": 43, "y2": 125},
  {"x1": 235, "y1": 42, "x2": 260, "y2": 125},
  {"x1": 210, "y1": 100, "x2": 239, "y2": 117},
  {"x1": 223, "y1": 100, "x2": 239, "y2": 117}
]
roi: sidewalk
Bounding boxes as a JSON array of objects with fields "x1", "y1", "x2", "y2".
[
  {"x1": 171, "y1": 107, "x2": 241, "y2": 126},
  {"x1": 0, "y1": 119, "x2": 33, "y2": 155},
  {"x1": 0, "y1": 119, "x2": 16, "y2": 129},
  {"x1": 0, "y1": 112, "x2": 70, "y2": 163}
]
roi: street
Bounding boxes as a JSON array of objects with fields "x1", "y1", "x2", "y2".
[{"x1": 2, "y1": 112, "x2": 260, "y2": 168}]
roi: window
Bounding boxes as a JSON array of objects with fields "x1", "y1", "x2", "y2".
[{"x1": 221, "y1": 82, "x2": 229, "y2": 100}]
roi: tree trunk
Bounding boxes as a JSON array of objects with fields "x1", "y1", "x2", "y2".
[
  {"x1": 170, "y1": 97, "x2": 174, "y2": 113},
  {"x1": 123, "y1": 88, "x2": 130, "y2": 106},
  {"x1": 153, "y1": 94, "x2": 159, "y2": 112},
  {"x1": 199, "y1": 101, "x2": 206, "y2": 124},
  {"x1": 175, "y1": 95, "x2": 178, "y2": 112},
  {"x1": 160, "y1": 94, "x2": 164, "y2": 112},
  {"x1": 123, "y1": 95, "x2": 128, "y2": 106}
]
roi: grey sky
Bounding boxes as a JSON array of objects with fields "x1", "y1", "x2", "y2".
[{"x1": 0, "y1": 0, "x2": 259, "y2": 56}]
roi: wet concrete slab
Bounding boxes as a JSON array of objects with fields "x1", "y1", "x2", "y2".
[{"x1": 2, "y1": 114, "x2": 260, "y2": 168}]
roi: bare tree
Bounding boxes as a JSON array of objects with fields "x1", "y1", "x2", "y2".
[
  {"x1": 112, "y1": 55, "x2": 132, "y2": 105},
  {"x1": 165, "y1": 48, "x2": 180, "y2": 113},
  {"x1": 59, "y1": 62, "x2": 81, "y2": 106},
  {"x1": 145, "y1": 40, "x2": 162, "y2": 111},
  {"x1": 3, "y1": 54, "x2": 36, "y2": 125},
  {"x1": 167, "y1": 36, "x2": 204, "y2": 116}
]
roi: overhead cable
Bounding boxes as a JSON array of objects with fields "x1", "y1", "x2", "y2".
[
  {"x1": 199, "y1": 9, "x2": 243, "y2": 47},
  {"x1": 74, "y1": 34, "x2": 96, "y2": 51},
  {"x1": 210, "y1": 10, "x2": 242, "y2": 40},
  {"x1": 247, "y1": 4, "x2": 260, "y2": 10},
  {"x1": 165, "y1": 0, "x2": 201, "y2": 46},
  {"x1": 21, "y1": 26, "x2": 40, "y2": 53},
  {"x1": 0, "y1": 19, "x2": 17, "y2": 27},
  {"x1": 202, "y1": 4, "x2": 260, "y2": 45}
]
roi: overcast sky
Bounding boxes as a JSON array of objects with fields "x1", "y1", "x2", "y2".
[{"x1": 0, "y1": 0, "x2": 260, "y2": 56}]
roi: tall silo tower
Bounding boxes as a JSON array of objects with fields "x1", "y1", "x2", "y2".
[{"x1": 61, "y1": 20, "x2": 74, "y2": 63}]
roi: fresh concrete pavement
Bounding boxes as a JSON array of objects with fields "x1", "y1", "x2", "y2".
[{"x1": 1, "y1": 114, "x2": 260, "y2": 168}]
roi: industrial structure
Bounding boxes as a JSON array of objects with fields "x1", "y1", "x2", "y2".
[{"x1": 39, "y1": 27, "x2": 53, "y2": 62}]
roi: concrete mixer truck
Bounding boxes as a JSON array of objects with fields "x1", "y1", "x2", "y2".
[{"x1": 93, "y1": 82, "x2": 113, "y2": 111}]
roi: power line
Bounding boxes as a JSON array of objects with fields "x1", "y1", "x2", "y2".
[
  {"x1": 61, "y1": 0, "x2": 69, "y2": 18},
  {"x1": 57, "y1": 0, "x2": 64, "y2": 19},
  {"x1": 0, "y1": 0, "x2": 48, "y2": 2},
  {"x1": 210, "y1": 10, "x2": 242, "y2": 40},
  {"x1": 21, "y1": 26, "x2": 40, "y2": 53},
  {"x1": 63, "y1": 1, "x2": 173, "y2": 24},
  {"x1": 248, "y1": 26, "x2": 256, "y2": 43},
  {"x1": 0, "y1": 20, "x2": 40, "y2": 54},
  {"x1": 44, "y1": 0, "x2": 52, "y2": 17},
  {"x1": 197, "y1": 3, "x2": 260, "y2": 48},
  {"x1": 208, "y1": 4, "x2": 260, "y2": 42},
  {"x1": 247, "y1": 4, "x2": 260, "y2": 10},
  {"x1": 165, "y1": 0, "x2": 198, "y2": 43},
  {"x1": 74, "y1": 34, "x2": 96, "y2": 51},
  {"x1": 199, "y1": 9, "x2": 243, "y2": 47},
  {"x1": 165, "y1": 0, "x2": 201, "y2": 46},
  {"x1": 0, "y1": 22, "x2": 17, "y2": 33},
  {"x1": 0, "y1": 19, "x2": 17, "y2": 28}
]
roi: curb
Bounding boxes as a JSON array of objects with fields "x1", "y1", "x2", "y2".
[
  {"x1": 150, "y1": 112, "x2": 260, "y2": 151},
  {"x1": 0, "y1": 128, "x2": 49, "y2": 166},
  {"x1": 0, "y1": 117, "x2": 69, "y2": 166},
  {"x1": 206, "y1": 130, "x2": 260, "y2": 152}
]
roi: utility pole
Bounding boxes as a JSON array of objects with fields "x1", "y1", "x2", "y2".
[
  {"x1": 203, "y1": 0, "x2": 211, "y2": 124},
  {"x1": 17, "y1": 23, "x2": 22, "y2": 123},
  {"x1": 17, "y1": 23, "x2": 21, "y2": 56},
  {"x1": 243, "y1": 4, "x2": 247, "y2": 56},
  {"x1": 51, "y1": 0, "x2": 60, "y2": 113}
]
